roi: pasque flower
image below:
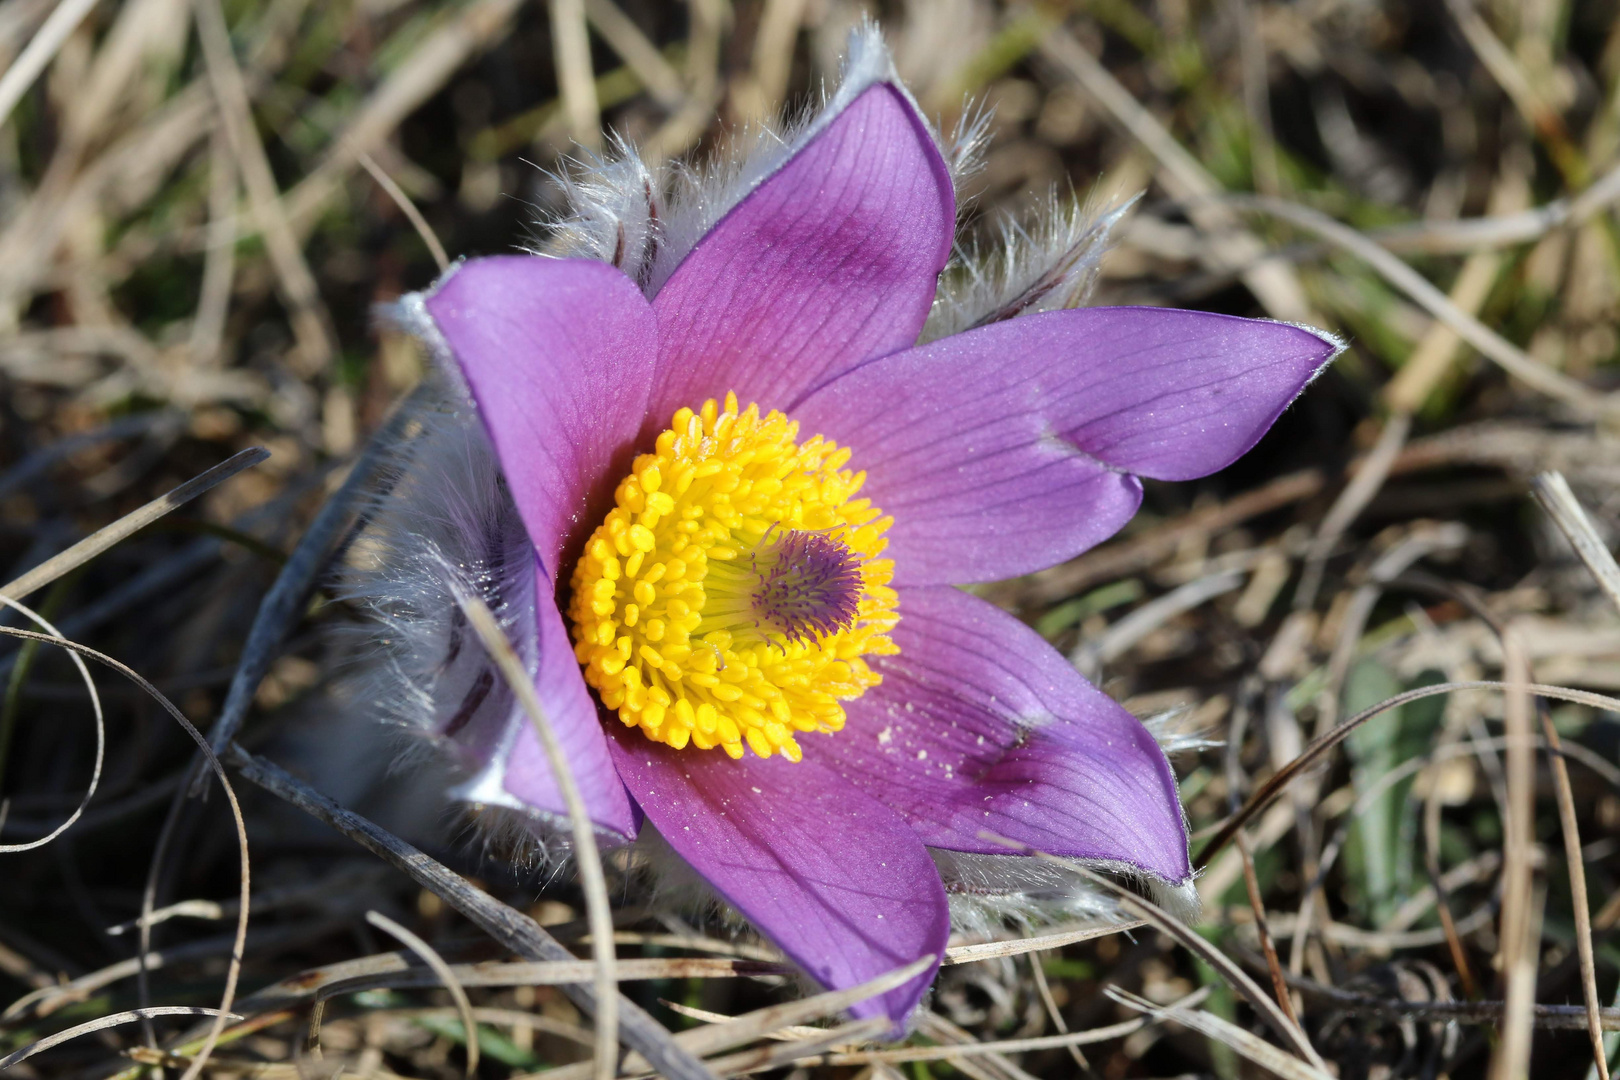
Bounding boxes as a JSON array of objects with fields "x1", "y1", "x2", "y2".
[{"x1": 373, "y1": 28, "x2": 1341, "y2": 1027}]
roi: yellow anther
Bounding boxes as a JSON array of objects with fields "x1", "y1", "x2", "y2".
[{"x1": 567, "y1": 394, "x2": 897, "y2": 760}]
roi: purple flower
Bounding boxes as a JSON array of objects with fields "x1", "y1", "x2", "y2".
[{"x1": 383, "y1": 29, "x2": 1340, "y2": 1027}]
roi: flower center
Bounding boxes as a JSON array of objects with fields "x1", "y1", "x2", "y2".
[{"x1": 566, "y1": 392, "x2": 898, "y2": 761}]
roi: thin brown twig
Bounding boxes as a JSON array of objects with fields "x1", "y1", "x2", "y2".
[
  {"x1": 1537, "y1": 698, "x2": 1610, "y2": 1079},
  {"x1": 1236, "y1": 829, "x2": 1302, "y2": 1029},
  {"x1": 943, "y1": 921, "x2": 1145, "y2": 963}
]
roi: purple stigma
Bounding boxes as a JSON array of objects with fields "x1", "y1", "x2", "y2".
[{"x1": 750, "y1": 528, "x2": 865, "y2": 645}]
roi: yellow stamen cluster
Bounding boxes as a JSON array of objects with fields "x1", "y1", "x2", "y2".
[{"x1": 567, "y1": 392, "x2": 898, "y2": 761}]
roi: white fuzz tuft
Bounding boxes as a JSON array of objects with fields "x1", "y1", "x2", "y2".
[
  {"x1": 942, "y1": 99, "x2": 992, "y2": 200},
  {"x1": 331, "y1": 375, "x2": 587, "y2": 869},
  {"x1": 921, "y1": 194, "x2": 1135, "y2": 344},
  {"x1": 530, "y1": 21, "x2": 981, "y2": 299},
  {"x1": 531, "y1": 136, "x2": 661, "y2": 290},
  {"x1": 1142, "y1": 706, "x2": 1225, "y2": 756},
  {"x1": 335, "y1": 386, "x2": 530, "y2": 757},
  {"x1": 638, "y1": 20, "x2": 921, "y2": 295},
  {"x1": 933, "y1": 850, "x2": 1122, "y2": 937},
  {"x1": 931, "y1": 849, "x2": 1199, "y2": 935},
  {"x1": 1143, "y1": 877, "x2": 1203, "y2": 924}
]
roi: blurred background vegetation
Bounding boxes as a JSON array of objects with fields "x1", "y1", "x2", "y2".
[{"x1": 6, "y1": 0, "x2": 1620, "y2": 1077}]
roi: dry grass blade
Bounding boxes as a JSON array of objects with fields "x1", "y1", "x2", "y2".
[
  {"x1": 1533, "y1": 472, "x2": 1620, "y2": 617},
  {"x1": 520, "y1": 1023, "x2": 892, "y2": 1080},
  {"x1": 549, "y1": 0, "x2": 601, "y2": 151},
  {"x1": 196, "y1": 952, "x2": 789, "y2": 1021},
  {"x1": 0, "y1": 446, "x2": 268, "y2": 601},
  {"x1": 583, "y1": 0, "x2": 683, "y2": 108},
  {"x1": 1363, "y1": 157, "x2": 1620, "y2": 254},
  {"x1": 365, "y1": 910, "x2": 479, "y2": 1077},
  {"x1": 659, "y1": 1001, "x2": 823, "y2": 1041},
  {"x1": 1027, "y1": 950, "x2": 1087, "y2": 1069},
  {"x1": 457, "y1": 593, "x2": 617, "y2": 1080},
  {"x1": 0, "y1": 627, "x2": 251, "y2": 1080},
  {"x1": 645, "y1": 956, "x2": 930, "y2": 1058},
  {"x1": 1538, "y1": 698, "x2": 1609, "y2": 1080},
  {"x1": 1007, "y1": 469, "x2": 1324, "y2": 606},
  {"x1": 0, "y1": 1006, "x2": 243, "y2": 1069},
  {"x1": 811, "y1": 991, "x2": 1210, "y2": 1067},
  {"x1": 917, "y1": 1011, "x2": 1042, "y2": 1080},
  {"x1": 355, "y1": 147, "x2": 450, "y2": 273},
  {"x1": 540, "y1": 955, "x2": 939, "y2": 1080},
  {"x1": 1528, "y1": 472, "x2": 1614, "y2": 1079},
  {"x1": 671, "y1": 1018, "x2": 890, "y2": 1080},
  {"x1": 1382, "y1": 171, "x2": 1526, "y2": 413},
  {"x1": 220, "y1": 747, "x2": 719, "y2": 1080},
  {"x1": 105, "y1": 898, "x2": 227, "y2": 935},
  {"x1": 942, "y1": 921, "x2": 1145, "y2": 963},
  {"x1": 1037, "y1": 25, "x2": 1313, "y2": 323},
  {"x1": 1294, "y1": 412, "x2": 1412, "y2": 609},
  {"x1": 1494, "y1": 879, "x2": 1547, "y2": 1079},
  {"x1": 1199, "y1": 679, "x2": 1620, "y2": 862},
  {"x1": 0, "y1": 595, "x2": 103, "y2": 853},
  {"x1": 735, "y1": 0, "x2": 807, "y2": 122},
  {"x1": 1495, "y1": 628, "x2": 1538, "y2": 1080},
  {"x1": 285, "y1": 0, "x2": 526, "y2": 225},
  {"x1": 203, "y1": 384, "x2": 429, "y2": 762},
  {"x1": 1107, "y1": 987, "x2": 1334, "y2": 1080},
  {"x1": 0, "y1": 0, "x2": 102, "y2": 127},
  {"x1": 194, "y1": 0, "x2": 335, "y2": 373},
  {"x1": 979, "y1": 832, "x2": 1329, "y2": 1072},
  {"x1": 1228, "y1": 194, "x2": 1610, "y2": 418},
  {"x1": 1074, "y1": 568, "x2": 1244, "y2": 673},
  {"x1": 190, "y1": 127, "x2": 238, "y2": 366}
]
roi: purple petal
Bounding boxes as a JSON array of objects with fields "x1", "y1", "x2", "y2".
[
  {"x1": 814, "y1": 586, "x2": 1191, "y2": 886},
  {"x1": 793, "y1": 307, "x2": 1339, "y2": 584},
  {"x1": 606, "y1": 727, "x2": 948, "y2": 1026},
  {"x1": 425, "y1": 256, "x2": 658, "y2": 575},
  {"x1": 455, "y1": 575, "x2": 637, "y2": 842},
  {"x1": 648, "y1": 83, "x2": 954, "y2": 423}
]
